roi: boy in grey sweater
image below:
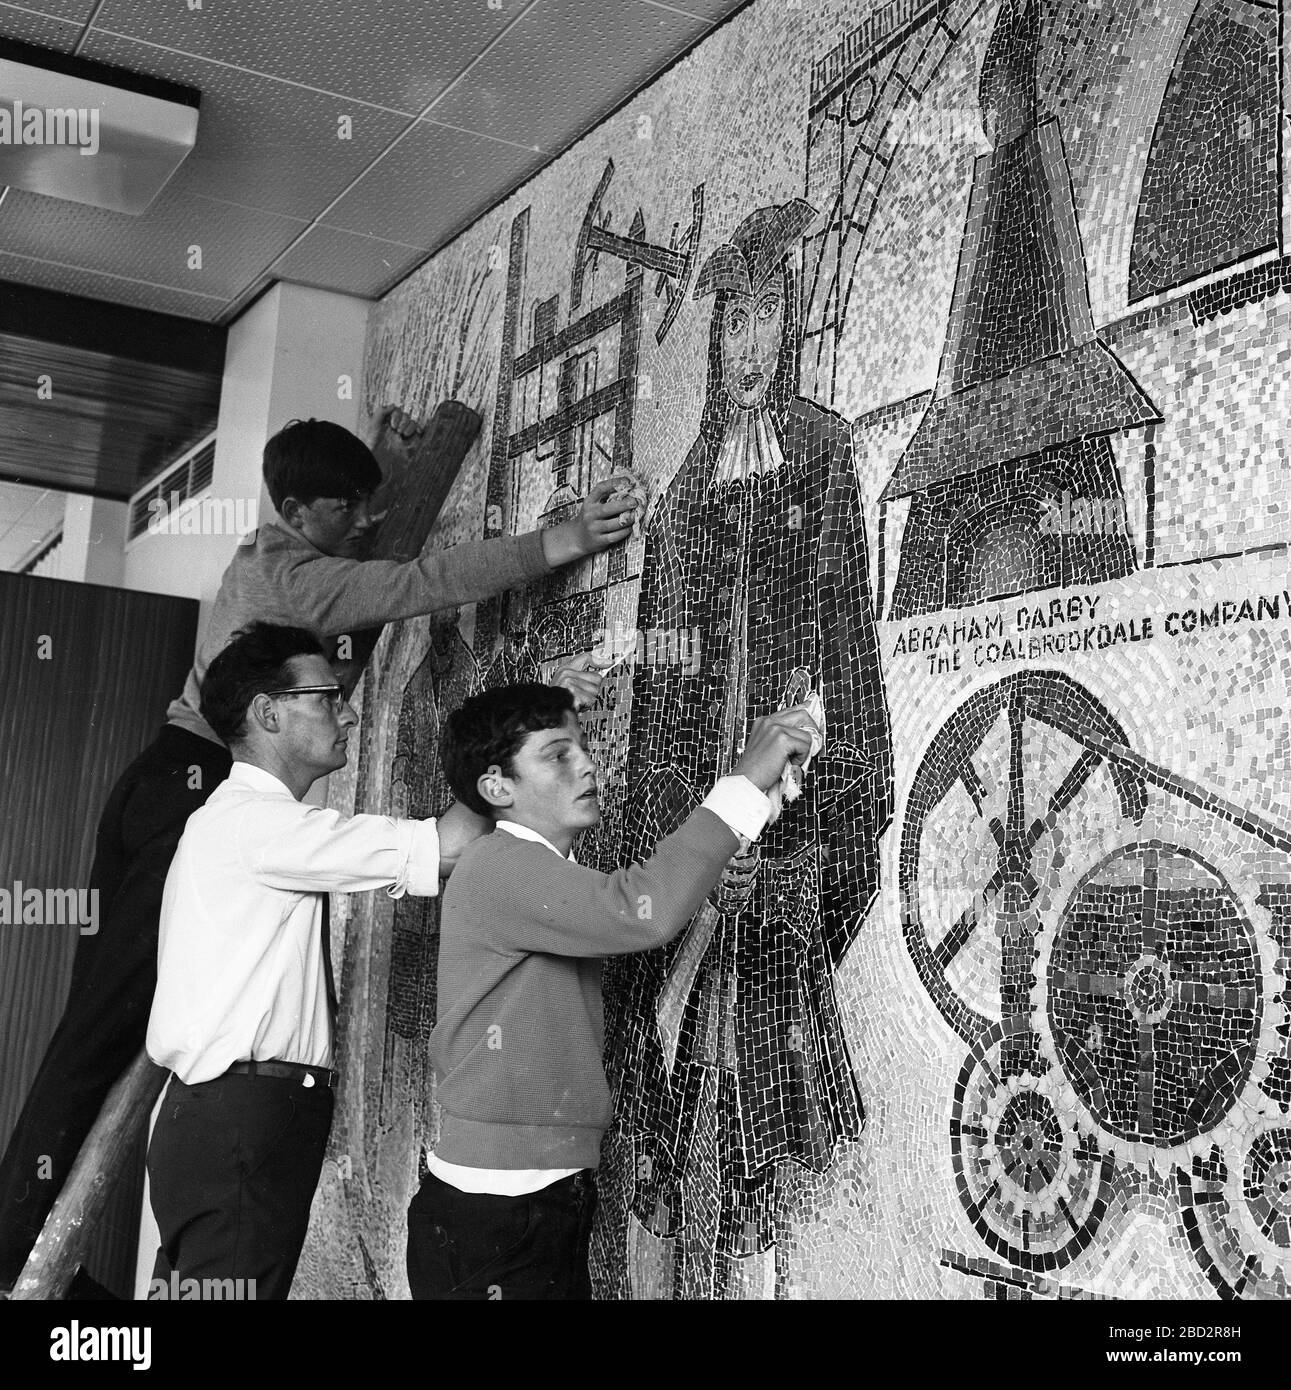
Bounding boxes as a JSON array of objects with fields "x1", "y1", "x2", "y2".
[{"x1": 411, "y1": 681, "x2": 816, "y2": 1299}]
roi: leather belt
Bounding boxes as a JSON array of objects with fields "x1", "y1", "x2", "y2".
[{"x1": 224, "y1": 1059, "x2": 337, "y2": 1089}]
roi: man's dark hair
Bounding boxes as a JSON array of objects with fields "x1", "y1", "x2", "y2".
[
  {"x1": 200, "y1": 621, "x2": 327, "y2": 745},
  {"x1": 263, "y1": 418, "x2": 383, "y2": 512},
  {"x1": 442, "y1": 683, "x2": 576, "y2": 816}
]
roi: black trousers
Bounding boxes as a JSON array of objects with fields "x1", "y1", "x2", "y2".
[
  {"x1": 0, "y1": 726, "x2": 231, "y2": 1287},
  {"x1": 147, "y1": 1072, "x2": 334, "y2": 1300},
  {"x1": 406, "y1": 1169, "x2": 597, "y2": 1300}
]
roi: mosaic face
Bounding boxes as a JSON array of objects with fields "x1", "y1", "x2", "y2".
[
  {"x1": 720, "y1": 286, "x2": 785, "y2": 409},
  {"x1": 298, "y1": 0, "x2": 1291, "y2": 1302}
]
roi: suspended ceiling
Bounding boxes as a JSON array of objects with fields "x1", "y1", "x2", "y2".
[
  {"x1": 0, "y1": 477, "x2": 62, "y2": 567},
  {"x1": 0, "y1": 277, "x2": 225, "y2": 499},
  {"x1": 0, "y1": 0, "x2": 746, "y2": 326}
]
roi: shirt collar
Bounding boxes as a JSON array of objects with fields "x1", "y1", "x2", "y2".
[
  {"x1": 495, "y1": 820, "x2": 576, "y2": 862},
  {"x1": 228, "y1": 761, "x2": 298, "y2": 798},
  {"x1": 708, "y1": 405, "x2": 786, "y2": 492}
]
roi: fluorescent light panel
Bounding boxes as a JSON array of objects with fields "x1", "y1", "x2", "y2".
[{"x1": 0, "y1": 40, "x2": 199, "y2": 216}]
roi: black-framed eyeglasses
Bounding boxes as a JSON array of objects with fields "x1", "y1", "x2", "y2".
[{"x1": 263, "y1": 684, "x2": 347, "y2": 715}]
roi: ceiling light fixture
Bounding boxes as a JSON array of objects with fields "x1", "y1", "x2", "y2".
[{"x1": 0, "y1": 38, "x2": 199, "y2": 216}]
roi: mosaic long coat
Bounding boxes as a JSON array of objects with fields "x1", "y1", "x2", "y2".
[{"x1": 612, "y1": 395, "x2": 893, "y2": 1252}]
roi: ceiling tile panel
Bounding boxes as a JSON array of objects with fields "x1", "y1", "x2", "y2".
[
  {"x1": 0, "y1": 533, "x2": 56, "y2": 572},
  {"x1": 0, "y1": 480, "x2": 62, "y2": 541},
  {"x1": 429, "y1": 0, "x2": 709, "y2": 155},
  {"x1": 635, "y1": 0, "x2": 748, "y2": 23},
  {"x1": 0, "y1": 182, "x2": 304, "y2": 303},
  {"x1": 0, "y1": 249, "x2": 226, "y2": 318},
  {"x1": 0, "y1": 479, "x2": 64, "y2": 569},
  {"x1": 0, "y1": 0, "x2": 743, "y2": 329},
  {"x1": 0, "y1": 3, "x2": 81, "y2": 48},
  {"x1": 322, "y1": 118, "x2": 545, "y2": 249},
  {"x1": 3, "y1": 0, "x2": 96, "y2": 23},
  {"x1": 79, "y1": 31, "x2": 412, "y2": 221},
  {"x1": 90, "y1": 0, "x2": 517, "y2": 114},
  {"x1": 271, "y1": 224, "x2": 429, "y2": 301}
]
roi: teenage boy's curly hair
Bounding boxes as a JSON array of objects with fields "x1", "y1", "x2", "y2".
[{"x1": 442, "y1": 683, "x2": 576, "y2": 816}]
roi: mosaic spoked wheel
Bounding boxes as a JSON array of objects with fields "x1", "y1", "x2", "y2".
[
  {"x1": 1033, "y1": 842, "x2": 1284, "y2": 1170},
  {"x1": 950, "y1": 1017, "x2": 1115, "y2": 1270},
  {"x1": 901, "y1": 670, "x2": 1146, "y2": 1042},
  {"x1": 1180, "y1": 1117, "x2": 1291, "y2": 1299}
]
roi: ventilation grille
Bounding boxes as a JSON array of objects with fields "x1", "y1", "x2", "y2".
[{"x1": 128, "y1": 435, "x2": 216, "y2": 541}]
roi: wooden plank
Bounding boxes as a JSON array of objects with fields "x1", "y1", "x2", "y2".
[
  {"x1": 337, "y1": 399, "x2": 482, "y2": 688},
  {"x1": 9, "y1": 1051, "x2": 167, "y2": 1300}
]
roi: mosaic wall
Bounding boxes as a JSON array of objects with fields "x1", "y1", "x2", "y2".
[{"x1": 296, "y1": 0, "x2": 1291, "y2": 1299}]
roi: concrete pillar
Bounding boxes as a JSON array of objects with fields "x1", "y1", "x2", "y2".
[
  {"x1": 60, "y1": 494, "x2": 127, "y2": 587},
  {"x1": 122, "y1": 282, "x2": 371, "y2": 623}
]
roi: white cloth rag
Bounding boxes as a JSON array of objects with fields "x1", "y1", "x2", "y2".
[{"x1": 765, "y1": 690, "x2": 825, "y2": 824}]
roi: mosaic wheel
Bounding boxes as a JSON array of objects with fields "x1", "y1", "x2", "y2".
[
  {"x1": 1179, "y1": 1117, "x2": 1291, "y2": 1299},
  {"x1": 950, "y1": 1016, "x2": 1115, "y2": 1271},
  {"x1": 1033, "y1": 842, "x2": 1284, "y2": 1171},
  {"x1": 901, "y1": 670, "x2": 1147, "y2": 1043}
]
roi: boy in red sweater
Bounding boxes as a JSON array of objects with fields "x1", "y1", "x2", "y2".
[{"x1": 410, "y1": 681, "x2": 817, "y2": 1299}]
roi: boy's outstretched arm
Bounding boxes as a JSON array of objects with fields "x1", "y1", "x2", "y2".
[
  {"x1": 540, "y1": 474, "x2": 643, "y2": 567},
  {"x1": 470, "y1": 709, "x2": 816, "y2": 957},
  {"x1": 278, "y1": 473, "x2": 644, "y2": 643}
]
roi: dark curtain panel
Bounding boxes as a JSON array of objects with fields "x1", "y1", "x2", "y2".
[{"x1": 0, "y1": 572, "x2": 197, "y2": 1296}]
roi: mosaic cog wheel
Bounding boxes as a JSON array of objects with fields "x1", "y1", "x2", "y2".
[
  {"x1": 951, "y1": 1016, "x2": 1115, "y2": 1271},
  {"x1": 979, "y1": 1067, "x2": 1083, "y2": 1219},
  {"x1": 900, "y1": 670, "x2": 1147, "y2": 1045},
  {"x1": 1222, "y1": 1114, "x2": 1291, "y2": 1278},
  {"x1": 1180, "y1": 1113, "x2": 1291, "y2": 1299},
  {"x1": 1031, "y1": 838, "x2": 1286, "y2": 1175}
]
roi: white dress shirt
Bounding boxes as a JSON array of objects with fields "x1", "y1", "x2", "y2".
[
  {"x1": 148, "y1": 761, "x2": 442, "y2": 1084},
  {"x1": 428, "y1": 774, "x2": 772, "y2": 1196}
]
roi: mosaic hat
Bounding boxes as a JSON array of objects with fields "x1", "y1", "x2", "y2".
[{"x1": 693, "y1": 198, "x2": 817, "y2": 300}]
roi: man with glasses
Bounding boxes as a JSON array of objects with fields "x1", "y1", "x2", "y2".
[
  {"x1": 0, "y1": 412, "x2": 638, "y2": 1296},
  {"x1": 145, "y1": 620, "x2": 493, "y2": 1297}
]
